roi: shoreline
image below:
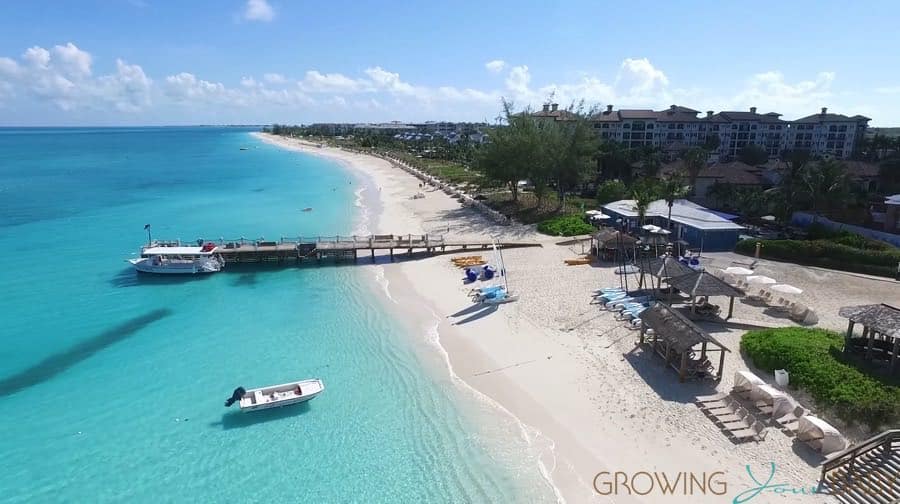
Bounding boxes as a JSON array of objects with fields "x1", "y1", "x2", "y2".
[{"x1": 252, "y1": 132, "x2": 850, "y2": 504}]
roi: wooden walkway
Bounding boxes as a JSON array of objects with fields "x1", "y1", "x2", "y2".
[
  {"x1": 819, "y1": 429, "x2": 900, "y2": 504},
  {"x1": 146, "y1": 234, "x2": 541, "y2": 264}
]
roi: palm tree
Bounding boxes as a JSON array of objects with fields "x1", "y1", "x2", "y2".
[
  {"x1": 801, "y1": 159, "x2": 849, "y2": 222},
  {"x1": 631, "y1": 180, "x2": 659, "y2": 226},
  {"x1": 682, "y1": 147, "x2": 709, "y2": 190},
  {"x1": 659, "y1": 172, "x2": 691, "y2": 231}
]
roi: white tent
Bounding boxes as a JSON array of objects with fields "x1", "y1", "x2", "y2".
[
  {"x1": 771, "y1": 395, "x2": 798, "y2": 419},
  {"x1": 797, "y1": 416, "x2": 846, "y2": 455},
  {"x1": 750, "y1": 383, "x2": 787, "y2": 405},
  {"x1": 733, "y1": 371, "x2": 764, "y2": 393}
]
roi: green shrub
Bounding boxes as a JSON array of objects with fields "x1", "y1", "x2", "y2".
[
  {"x1": 596, "y1": 179, "x2": 628, "y2": 204},
  {"x1": 537, "y1": 214, "x2": 595, "y2": 236},
  {"x1": 741, "y1": 328, "x2": 900, "y2": 430},
  {"x1": 735, "y1": 238, "x2": 900, "y2": 277}
]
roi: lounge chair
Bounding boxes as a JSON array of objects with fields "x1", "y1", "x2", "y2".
[
  {"x1": 730, "y1": 421, "x2": 768, "y2": 442},
  {"x1": 695, "y1": 392, "x2": 729, "y2": 403},
  {"x1": 775, "y1": 405, "x2": 805, "y2": 431},
  {"x1": 619, "y1": 306, "x2": 647, "y2": 321},
  {"x1": 718, "y1": 408, "x2": 755, "y2": 429},
  {"x1": 705, "y1": 396, "x2": 740, "y2": 414},
  {"x1": 608, "y1": 296, "x2": 652, "y2": 310}
]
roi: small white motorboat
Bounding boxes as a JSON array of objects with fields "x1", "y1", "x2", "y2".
[
  {"x1": 129, "y1": 242, "x2": 224, "y2": 274},
  {"x1": 224, "y1": 379, "x2": 325, "y2": 412}
]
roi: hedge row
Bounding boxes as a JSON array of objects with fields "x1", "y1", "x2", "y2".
[
  {"x1": 536, "y1": 214, "x2": 595, "y2": 237},
  {"x1": 735, "y1": 238, "x2": 900, "y2": 277},
  {"x1": 741, "y1": 328, "x2": 900, "y2": 430}
]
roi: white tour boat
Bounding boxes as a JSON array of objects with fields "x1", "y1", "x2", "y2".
[
  {"x1": 224, "y1": 379, "x2": 325, "y2": 412},
  {"x1": 129, "y1": 242, "x2": 224, "y2": 274}
]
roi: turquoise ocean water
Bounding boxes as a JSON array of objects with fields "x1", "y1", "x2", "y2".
[{"x1": 0, "y1": 128, "x2": 555, "y2": 503}]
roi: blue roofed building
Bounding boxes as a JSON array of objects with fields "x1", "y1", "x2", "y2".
[{"x1": 602, "y1": 199, "x2": 745, "y2": 252}]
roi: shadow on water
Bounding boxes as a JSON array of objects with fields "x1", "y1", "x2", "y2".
[
  {"x1": 231, "y1": 272, "x2": 258, "y2": 288},
  {"x1": 210, "y1": 402, "x2": 312, "y2": 430},
  {"x1": 110, "y1": 268, "x2": 214, "y2": 288},
  {"x1": 0, "y1": 308, "x2": 173, "y2": 397}
]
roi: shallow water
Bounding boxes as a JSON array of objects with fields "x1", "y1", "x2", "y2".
[{"x1": 0, "y1": 127, "x2": 555, "y2": 503}]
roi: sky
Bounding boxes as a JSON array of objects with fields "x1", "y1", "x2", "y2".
[{"x1": 1, "y1": 0, "x2": 899, "y2": 126}]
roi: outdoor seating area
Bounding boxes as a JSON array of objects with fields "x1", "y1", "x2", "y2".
[
  {"x1": 695, "y1": 370, "x2": 847, "y2": 453},
  {"x1": 636, "y1": 302, "x2": 729, "y2": 382},
  {"x1": 839, "y1": 303, "x2": 900, "y2": 374},
  {"x1": 718, "y1": 268, "x2": 817, "y2": 324}
]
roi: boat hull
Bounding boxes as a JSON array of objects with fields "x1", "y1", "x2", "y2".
[
  {"x1": 238, "y1": 379, "x2": 324, "y2": 412},
  {"x1": 129, "y1": 258, "x2": 221, "y2": 274}
]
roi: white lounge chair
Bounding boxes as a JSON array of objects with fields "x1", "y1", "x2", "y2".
[{"x1": 730, "y1": 421, "x2": 768, "y2": 442}]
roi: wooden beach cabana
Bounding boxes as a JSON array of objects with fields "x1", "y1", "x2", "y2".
[
  {"x1": 666, "y1": 270, "x2": 745, "y2": 319},
  {"x1": 637, "y1": 302, "x2": 730, "y2": 382},
  {"x1": 591, "y1": 229, "x2": 638, "y2": 261},
  {"x1": 637, "y1": 256, "x2": 694, "y2": 290},
  {"x1": 839, "y1": 304, "x2": 900, "y2": 374}
]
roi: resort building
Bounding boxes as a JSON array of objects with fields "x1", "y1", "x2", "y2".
[
  {"x1": 602, "y1": 199, "x2": 745, "y2": 252},
  {"x1": 786, "y1": 108, "x2": 871, "y2": 159},
  {"x1": 661, "y1": 160, "x2": 773, "y2": 204},
  {"x1": 583, "y1": 105, "x2": 869, "y2": 160}
]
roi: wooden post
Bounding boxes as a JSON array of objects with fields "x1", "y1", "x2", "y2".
[
  {"x1": 371, "y1": 248, "x2": 375, "y2": 262},
  {"x1": 700, "y1": 341, "x2": 708, "y2": 360},
  {"x1": 718, "y1": 350, "x2": 725, "y2": 380},
  {"x1": 844, "y1": 320, "x2": 855, "y2": 353},
  {"x1": 891, "y1": 338, "x2": 899, "y2": 374},
  {"x1": 727, "y1": 297, "x2": 735, "y2": 319},
  {"x1": 639, "y1": 325, "x2": 646, "y2": 345},
  {"x1": 679, "y1": 352, "x2": 688, "y2": 382},
  {"x1": 864, "y1": 327, "x2": 874, "y2": 360},
  {"x1": 389, "y1": 248, "x2": 394, "y2": 261}
]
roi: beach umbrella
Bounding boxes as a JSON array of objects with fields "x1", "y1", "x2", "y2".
[
  {"x1": 746, "y1": 275, "x2": 776, "y2": 285},
  {"x1": 585, "y1": 210, "x2": 603, "y2": 216},
  {"x1": 724, "y1": 266, "x2": 754, "y2": 276},
  {"x1": 651, "y1": 228, "x2": 671, "y2": 235},
  {"x1": 760, "y1": 215, "x2": 776, "y2": 222},
  {"x1": 590, "y1": 214, "x2": 611, "y2": 221},
  {"x1": 770, "y1": 284, "x2": 803, "y2": 294},
  {"x1": 641, "y1": 224, "x2": 660, "y2": 232}
]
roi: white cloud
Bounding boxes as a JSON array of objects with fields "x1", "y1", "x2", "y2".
[
  {"x1": 0, "y1": 41, "x2": 892, "y2": 125},
  {"x1": 23, "y1": 47, "x2": 50, "y2": 69},
  {"x1": 728, "y1": 71, "x2": 834, "y2": 115},
  {"x1": 243, "y1": 0, "x2": 275, "y2": 22},
  {"x1": 299, "y1": 70, "x2": 367, "y2": 93},
  {"x1": 96, "y1": 59, "x2": 152, "y2": 112},
  {"x1": 164, "y1": 72, "x2": 228, "y2": 103},
  {"x1": 505, "y1": 65, "x2": 531, "y2": 96},
  {"x1": 485, "y1": 60, "x2": 506, "y2": 73},
  {"x1": 263, "y1": 72, "x2": 286, "y2": 84},
  {"x1": 52, "y1": 43, "x2": 92, "y2": 77}
]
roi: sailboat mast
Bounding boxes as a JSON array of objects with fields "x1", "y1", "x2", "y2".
[{"x1": 498, "y1": 243, "x2": 510, "y2": 292}]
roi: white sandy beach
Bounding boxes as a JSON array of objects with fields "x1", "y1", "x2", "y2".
[{"x1": 255, "y1": 132, "x2": 899, "y2": 503}]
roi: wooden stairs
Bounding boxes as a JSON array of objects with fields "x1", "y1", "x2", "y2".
[{"x1": 819, "y1": 430, "x2": 900, "y2": 504}]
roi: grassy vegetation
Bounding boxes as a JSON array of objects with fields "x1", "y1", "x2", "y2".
[
  {"x1": 735, "y1": 226, "x2": 900, "y2": 278},
  {"x1": 741, "y1": 328, "x2": 900, "y2": 431},
  {"x1": 536, "y1": 214, "x2": 596, "y2": 236}
]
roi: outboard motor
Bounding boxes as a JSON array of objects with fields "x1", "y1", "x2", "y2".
[{"x1": 225, "y1": 387, "x2": 246, "y2": 407}]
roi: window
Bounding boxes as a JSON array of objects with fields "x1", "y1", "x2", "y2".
[
  {"x1": 777, "y1": 125, "x2": 782, "y2": 130},
  {"x1": 623, "y1": 123, "x2": 631, "y2": 129},
  {"x1": 668, "y1": 124, "x2": 675, "y2": 129},
  {"x1": 677, "y1": 123, "x2": 684, "y2": 129},
  {"x1": 839, "y1": 125, "x2": 847, "y2": 132},
  {"x1": 732, "y1": 124, "x2": 738, "y2": 130},
  {"x1": 751, "y1": 124, "x2": 757, "y2": 130},
  {"x1": 647, "y1": 124, "x2": 654, "y2": 130},
  {"x1": 623, "y1": 132, "x2": 631, "y2": 139},
  {"x1": 601, "y1": 123, "x2": 609, "y2": 129},
  {"x1": 600, "y1": 132, "x2": 609, "y2": 138}
]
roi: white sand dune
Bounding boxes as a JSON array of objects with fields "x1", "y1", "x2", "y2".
[{"x1": 255, "y1": 132, "x2": 896, "y2": 503}]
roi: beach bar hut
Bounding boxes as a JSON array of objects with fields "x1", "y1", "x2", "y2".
[
  {"x1": 839, "y1": 304, "x2": 900, "y2": 373},
  {"x1": 666, "y1": 270, "x2": 746, "y2": 319},
  {"x1": 637, "y1": 255, "x2": 694, "y2": 290},
  {"x1": 638, "y1": 302, "x2": 730, "y2": 382},
  {"x1": 591, "y1": 228, "x2": 638, "y2": 261}
]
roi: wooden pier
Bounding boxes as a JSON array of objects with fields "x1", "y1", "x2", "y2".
[{"x1": 146, "y1": 235, "x2": 541, "y2": 264}]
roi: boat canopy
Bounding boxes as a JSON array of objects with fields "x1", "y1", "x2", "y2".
[{"x1": 142, "y1": 246, "x2": 216, "y2": 256}]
